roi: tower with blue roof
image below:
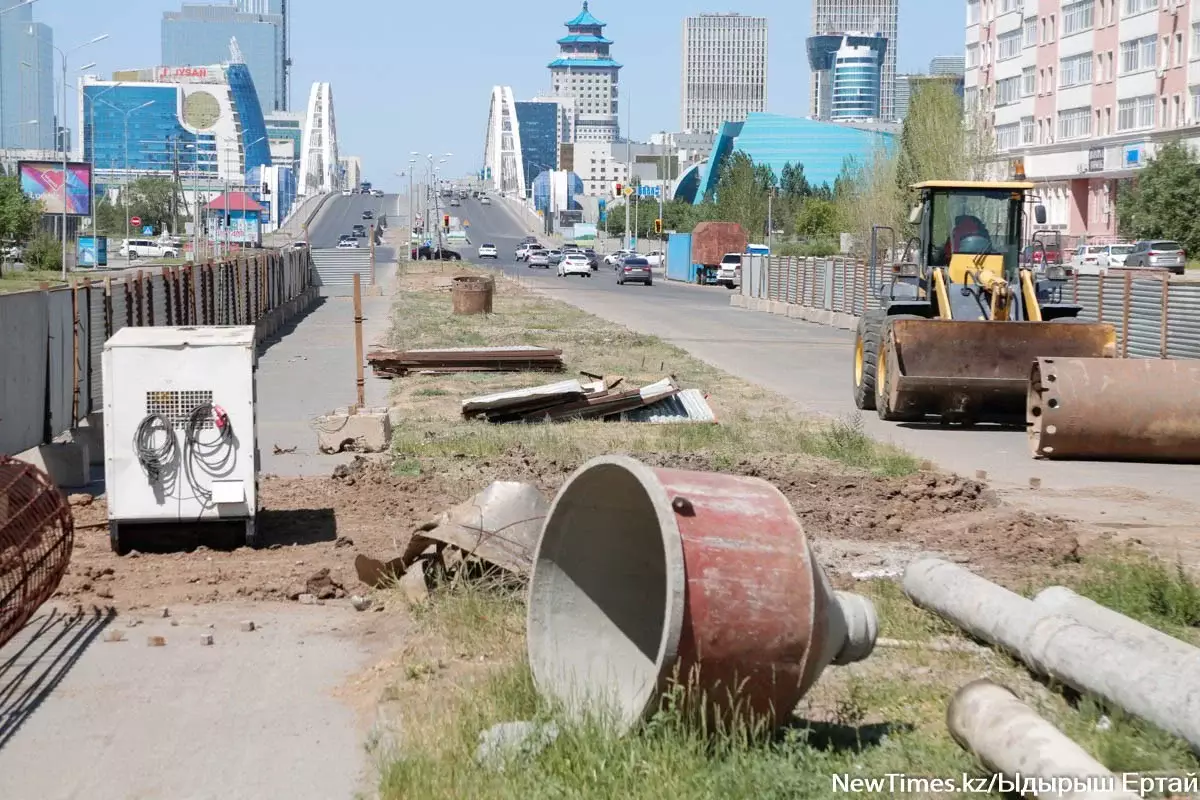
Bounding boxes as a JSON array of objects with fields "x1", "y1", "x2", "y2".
[{"x1": 549, "y1": 1, "x2": 621, "y2": 143}]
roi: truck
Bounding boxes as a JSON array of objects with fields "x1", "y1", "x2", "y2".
[{"x1": 691, "y1": 222, "x2": 748, "y2": 284}]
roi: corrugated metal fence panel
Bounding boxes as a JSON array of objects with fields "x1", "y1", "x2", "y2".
[
  {"x1": 786, "y1": 257, "x2": 798, "y2": 304},
  {"x1": 311, "y1": 250, "x2": 371, "y2": 287},
  {"x1": 1074, "y1": 275, "x2": 1101, "y2": 323},
  {"x1": 767, "y1": 256, "x2": 782, "y2": 301},
  {"x1": 1126, "y1": 279, "x2": 1165, "y2": 359},
  {"x1": 830, "y1": 258, "x2": 846, "y2": 312},
  {"x1": 88, "y1": 284, "x2": 106, "y2": 411},
  {"x1": 1101, "y1": 274, "x2": 1127, "y2": 351},
  {"x1": 150, "y1": 273, "x2": 167, "y2": 327},
  {"x1": 46, "y1": 288, "x2": 74, "y2": 439},
  {"x1": 1166, "y1": 283, "x2": 1200, "y2": 359},
  {"x1": 76, "y1": 286, "x2": 93, "y2": 418},
  {"x1": 0, "y1": 291, "x2": 48, "y2": 455}
]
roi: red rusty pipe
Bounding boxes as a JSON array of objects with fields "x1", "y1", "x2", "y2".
[
  {"x1": 526, "y1": 455, "x2": 878, "y2": 734},
  {"x1": 1028, "y1": 358, "x2": 1200, "y2": 462}
]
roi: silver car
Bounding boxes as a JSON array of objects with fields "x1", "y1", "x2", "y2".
[
  {"x1": 528, "y1": 250, "x2": 551, "y2": 268},
  {"x1": 1126, "y1": 240, "x2": 1186, "y2": 275}
]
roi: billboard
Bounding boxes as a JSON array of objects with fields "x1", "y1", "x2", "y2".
[
  {"x1": 19, "y1": 161, "x2": 92, "y2": 216},
  {"x1": 572, "y1": 223, "x2": 597, "y2": 241}
]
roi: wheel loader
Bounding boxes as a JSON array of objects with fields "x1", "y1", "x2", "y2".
[{"x1": 852, "y1": 175, "x2": 1116, "y2": 425}]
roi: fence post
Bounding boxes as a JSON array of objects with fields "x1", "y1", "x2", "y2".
[
  {"x1": 162, "y1": 267, "x2": 174, "y2": 325},
  {"x1": 103, "y1": 276, "x2": 113, "y2": 338},
  {"x1": 146, "y1": 272, "x2": 155, "y2": 327},
  {"x1": 134, "y1": 271, "x2": 144, "y2": 327},
  {"x1": 1121, "y1": 270, "x2": 1132, "y2": 358},
  {"x1": 71, "y1": 280, "x2": 80, "y2": 424},
  {"x1": 1096, "y1": 273, "x2": 1105, "y2": 323},
  {"x1": 124, "y1": 278, "x2": 133, "y2": 328},
  {"x1": 1071, "y1": 270, "x2": 1079, "y2": 304},
  {"x1": 1160, "y1": 276, "x2": 1170, "y2": 359}
]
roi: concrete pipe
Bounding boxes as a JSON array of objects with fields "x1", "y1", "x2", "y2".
[
  {"x1": 1028, "y1": 357, "x2": 1200, "y2": 462},
  {"x1": 948, "y1": 679, "x2": 1139, "y2": 800},
  {"x1": 904, "y1": 559, "x2": 1200, "y2": 755},
  {"x1": 1034, "y1": 587, "x2": 1200, "y2": 670},
  {"x1": 527, "y1": 455, "x2": 878, "y2": 735}
]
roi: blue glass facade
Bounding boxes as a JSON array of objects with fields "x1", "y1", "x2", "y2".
[
  {"x1": 689, "y1": 113, "x2": 896, "y2": 205},
  {"x1": 227, "y1": 63, "x2": 272, "y2": 174},
  {"x1": 833, "y1": 53, "x2": 883, "y2": 120},
  {"x1": 515, "y1": 102, "x2": 558, "y2": 191},
  {"x1": 162, "y1": 7, "x2": 283, "y2": 112},
  {"x1": 532, "y1": 171, "x2": 584, "y2": 216}
]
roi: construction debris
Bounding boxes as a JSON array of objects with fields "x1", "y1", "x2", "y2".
[
  {"x1": 366, "y1": 346, "x2": 564, "y2": 378},
  {"x1": 462, "y1": 376, "x2": 713, "y2": 424}
]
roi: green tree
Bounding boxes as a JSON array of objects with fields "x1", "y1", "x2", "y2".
[
  {"x1": 714, "y1": 151, "x2": 771, "y2": 239},
  {"x1": 0, "y1": 174, "x2": 41, "y2": 247},
  {"x1": 780, "y1": 162, "x2": 812, "y2": 199},
  {"x1": 1117, "y1": 140, "x2": 1200, "y2": 253},
  {"x1": 795, "y1": 197, "x2": 840, "y2": 238},
  {"x1": 123, "y1": 176, "x2": 186, "y2": 235},
  {"x1": 24, "y1": 233, "x2": 61, "y2": 271}
]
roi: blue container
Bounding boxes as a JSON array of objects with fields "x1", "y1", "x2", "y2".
[{"x1": 667, "y1": 233, "x2": 693, "y2": 282}]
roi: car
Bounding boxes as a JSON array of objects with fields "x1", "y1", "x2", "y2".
[
  {"x1": 480, "y1": 196, "x2": 491, "y2": 205},
  {"x1": 584, "y1": 249, "x2": 600, "y2": 270},
  {"x1": 286, "y1": 241, "x2": 308, "y2": 251},
  {"x1": 643, "y1": 250, "x2": 665, "y2": 268},
  {"x1": 515, "y1": 243, "x2": 543, "y2": 261},
  {"x1": 371, "y1": 189, "x2": 384, "y2": 197},
  {"x1": 362, "y1": 210, "x2": 375, "y2": 220},
  {"x1": 120, "y1": 238, "x2": 179, "y2": 259},
  {"x1": 528, "y1": 250, "x2": 551, "y2": 268},
  {"x1": 522, "y1": 235, "x2": 538, "y2": 244},
  {"x1": 1125, "y1": 240, "x2": 1186, "y2": 274},
  {"x1": 616, "y1": 257, "x2": 653, "y2": 286},
  {"x1": 716, "y1": 253, "x2": 743, "y2": 289},
  {"x1": 1096, "y1": 243, "x2": 1134, "y2": 269},
  {"x1": 449, "y1": 198, "x2": 460, "y2": 207},
  {"x1": 546, "y1": 249, "x2": 564, "y2": 266},
  {"x1": 604, "y1": 249, "x2": 634, "y2": 267},
  {"x1": 558, "y1": 252, "x2": 592, "y2": 277},
  {"x1": 337, "y1": 238, "x2": 361, "y2": 249},
  {"x1": 477, "y1": 243, "x2": 498, "y2": 259},
  {"x1": 1070, "y1": 245, "x2": 1106, "y2": 273},
  {"x1": 1020, "y1": 243, "x2": 1064, "y2": 268},
  {"x1": 411, "y1": 245, "x2": 461, "y2": 260},
  {"x1": 342, "y1": 189, "x2": 353, "y2": 196}
]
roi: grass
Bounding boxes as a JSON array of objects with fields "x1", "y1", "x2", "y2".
[
  {"x1": 0, "y1": 268, "x2": 66, "y2": 294},
  {"x1": 386, "y1": 263, "x2": 917, "y2": 478},
  {"x1": 1066, "y1": 547, "x2": 1200, "y2": 645}
]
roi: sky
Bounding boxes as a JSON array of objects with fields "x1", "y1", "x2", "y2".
[{"x1": 32, "y1": 0, "x2": 966, "y2": 192}]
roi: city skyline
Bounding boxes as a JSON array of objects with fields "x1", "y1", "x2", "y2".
[
  {"x1": 21, "y1": 0, "x2": 964, "y2": 187},
  {"x1": 680, "y1": 13, "x2": 768, "y2": 134},
  {"x1": 811, "y1": 0, "x2": 900, "y2": 121}
]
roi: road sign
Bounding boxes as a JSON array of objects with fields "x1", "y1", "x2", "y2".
[
  {"x1": 130, "y1": 216, "x2": 141, "y2": 227},
  {"x1": 623, "y1": 186, "x2": 633, "y2": 197},
  {"x1": 142, "y1": 226, "x2": 154, "y2": 236}
]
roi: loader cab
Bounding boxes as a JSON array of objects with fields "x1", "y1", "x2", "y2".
[{"x1": 915, "y1": 181, "x2": 1031, "y2": 285}]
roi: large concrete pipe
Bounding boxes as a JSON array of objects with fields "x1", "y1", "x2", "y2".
[
  {"x1": 1034, "y1": 587, "x2": 1200, "y2": 670},
  {"x1": 948, "y1": 680, "x2": 1139, "y2": 800},
  {"x1": 527, "y1": 455, "x2": 878, "y2": 735},
  {"x1": 1028, "y1": 357, "x2": 1200, "y2": 461},
  {"x1": 904, "y1": 559, "x2": 1200, "y2": 754}
]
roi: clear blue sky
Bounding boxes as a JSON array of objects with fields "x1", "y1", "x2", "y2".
[{"x1": 36, "y1": 0, "x2": 965, "y2": 191}]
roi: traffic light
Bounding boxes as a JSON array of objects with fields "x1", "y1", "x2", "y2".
[
  {"x1": 614, "y1": 182, "x2": 622, "y2": 196},
  {"x1": 654, "y1": 218, "x2": 662, "y2": 235},
  {"x1": 443, "y1": 214, "x2": 450, "y2": 231}
]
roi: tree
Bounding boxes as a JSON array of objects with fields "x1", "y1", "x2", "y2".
[
  {"x1": 780, "y1": 162, "x2": 812, "y2": 199},
  {"x1": 714, "y1": 151, "x2": 771, "y2": 239},
  {"x1": 1117, "y1": 140, "x2": 1200, "y2": 253},
  {"x1": 0, "y1": 175, "x2": 41, "y2": 246},
  {"x1": 795, "y1": 197, "x2": 840, "y2": 238},
  {"x1": 122, "y1": 176, "x2": 186, "y2": 235}
]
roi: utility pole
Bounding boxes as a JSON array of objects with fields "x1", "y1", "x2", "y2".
[{"x1": 171, "y1": 137, "x2": 180, "y2": 236}]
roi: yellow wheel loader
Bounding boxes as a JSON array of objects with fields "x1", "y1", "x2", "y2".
[{"x1": 851, "y1": 175, "x2": 1116, "y2": 426}]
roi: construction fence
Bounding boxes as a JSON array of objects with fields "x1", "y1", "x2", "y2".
[
  {"x1": 0, "y1": 249, "x2": 314, "y2": 457},
  {"x1": 741, "y1": 255, "x2": 1200, "y2": 360}
]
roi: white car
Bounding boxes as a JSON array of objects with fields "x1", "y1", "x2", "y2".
[
  {"x1": 1070, "y1": 245, "x2": 1106, "y2": 273},
  {"x1": 716, "y1": 253, "x2": 743, "y2": 289},
  {"x1": 1097, "y1": 243, "x2": 1134, "y2": 269},
  {"x1": 342, "y1": 189, "x2": 353, "y2": 196},
  {"x1": 121, "y1": 238, "x2": 179, "y2": 259},
  {"x1": 337, "y1": 238, "x2": 361, "y2": 249},
  {"x1": 604, "y1": 249, "x2": 635, "y2": 267},
  {"x1": 643, "y1": 251, "x2": 665, "y2": 268},
  {"x1": 480, "y1": 196, "x2": 491, "y2": 205},
  {"x1": 477, "y1": 243, "x2": 498, "y2": 259},
  {"x1": 558, "y1": 253, "x2": 591, "y2": 277}
]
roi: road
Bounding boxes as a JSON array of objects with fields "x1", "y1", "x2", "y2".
[
  {"x1": 307, "y1": 192, "x2": 396, "y2": 248},
  {"x1": 459, "y1": 194, "x2": 1200, "y2": 558}
]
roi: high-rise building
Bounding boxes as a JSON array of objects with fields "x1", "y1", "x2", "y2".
[
  {"x1": 811, "y1": 0, "x2": 898, "y2": 121},
  {"x1": 807, "y1": 33, "x2": 887, "y2": 122},
  {"x1": 680, "y1": 13, "x2": 767, "y2": 135},
  {"x1": 0, "y1": 0, "x2": 54, "y2": 149},
  {"x1": 264, "y1": 109, "x2": 303, "y2": 171},
  {"x1": 514, "y1": 101, "x2": 559, "y2": 191},
  {"x1": 547, "y1": 2, "x2": 620, "y2": 143},
  {"x1": 929, "y1": 55, "x2": 965, "y2": 76},
  {"x1": 162, "y1": 2, "x2": 287, "y2": 113},
  {"x1": 894, "y1": 74, "x2": 914, "y2": 121}
]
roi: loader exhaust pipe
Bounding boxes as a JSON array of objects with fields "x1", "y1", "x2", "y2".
[{"x1": 1028, "y1": 357, "x2": 1200, "y2": 461}]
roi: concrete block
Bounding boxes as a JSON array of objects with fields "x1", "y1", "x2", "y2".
[
  {"x1": 831, "y1": 312, "x2": 860, "y2": 330},
  {"x1": 768, "y1": 301, "x2": 789, "y2": 315},
  {"x1": 70, "y1": 417, "x2": 105, "y2": 467},
  {"x1": 15, "y1": 441, "x2": 91, "y2": 488},
  {"x1": 314, "y1": 409, "x2": 393, "y2": 454},
  {"x1": 785, "y1": 304, "x2": 806, "y2": 319}
]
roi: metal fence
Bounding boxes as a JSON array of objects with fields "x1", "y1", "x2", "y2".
[
  {"x1": 743, "y1": 255, "x2": 1200, "y2": 359},
  {"x1": 0, "y1": 249, "x2": 313, "y2": 457}
]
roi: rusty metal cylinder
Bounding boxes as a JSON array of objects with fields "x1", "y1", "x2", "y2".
[
  {"x1": 526, "y1": 455, "x2": 878, "y2": 735},
  {"x1": 1028, "y1": 357, "x2": 1200, "y2": 461},
  {"x1": 451, "y1": 275, "x2": 494, "y2": 315},
  {"x1": 948, "y1": 680, "x2": 1139, "y2": 800},
  {"x1": 0, "y1": 456, "x2": 75, "y2": 649}
]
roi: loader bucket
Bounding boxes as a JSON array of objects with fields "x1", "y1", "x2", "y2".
[{"x1": 883, "y1": 319, "x2": 1116, "y2": 423}]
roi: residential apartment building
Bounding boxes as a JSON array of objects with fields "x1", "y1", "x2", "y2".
[
  {"x1": 680, "y1": 13, "x2": 768, "y2": 134},
  {"x1": 812, "y1": 0, "x2": 899, "y2": 120},
  {"x1": 966, "y1": 0, "x2": 1200, "y2": 239}
]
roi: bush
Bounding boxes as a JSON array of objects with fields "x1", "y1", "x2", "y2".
[{"x1": 23, "y1": 234, "x2": 61, "y2": 270}]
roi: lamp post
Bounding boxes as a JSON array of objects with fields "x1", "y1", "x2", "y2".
[
  {"x1": 81, "y1": 78, "x2": 122, "y2": 235},
  {"x1": 90, "y1": 97, "x2": 154, "y2": 263},
  {"x1": 27, "y1": 28, "x2": 108, "y2": 278},
  {"x1": 223, "y1": 134, "x2": 266, "y2": 256}
]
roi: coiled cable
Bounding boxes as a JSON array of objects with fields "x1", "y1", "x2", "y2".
[
  {"x1": 184, "y1": 402, "x2": 235, "y2": 504},
  {"x1": 134, "y1": 414, "x2": 178, "y2": 482}
]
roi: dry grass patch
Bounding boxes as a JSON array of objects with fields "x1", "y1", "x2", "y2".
[{"x1": 386, "y1": 264, "x2": 916, "y2": 477}]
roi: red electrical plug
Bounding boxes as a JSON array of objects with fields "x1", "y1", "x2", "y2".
[{"x1": 212, "y1": 404, "x2": 229, "y2": 430}]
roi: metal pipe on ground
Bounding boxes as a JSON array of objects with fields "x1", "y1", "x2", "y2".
[
  {"x1": 1028, "y1": 357, "x2": 1200, "y2": 461},
  {"x1": 527, "y1": 455, "x2": 878, "y2": 736},
  {"x1": 904, "y1": 559, "x2": 1200, "y2": 755},
  {"x1": 1033, "y1": 586, "x2": 1200, "y2": 669},
  {"x1": 947, "y1": 679, "x2": 1139, "y2": 800}
]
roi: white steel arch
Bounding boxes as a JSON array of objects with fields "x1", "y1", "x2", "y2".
[
  {"x1": 299, "y1": 81, "x2": 340, "y2": 195},
  {"x1": 483, "y1": 86, "x2": 526, "y2": 197}
]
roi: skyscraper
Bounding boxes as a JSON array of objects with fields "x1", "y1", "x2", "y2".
[
  {"x1": 0, "y1": 0, "x2": 54, "y2": 149},
  {"x1": 811, "y1": 0, "x2": 898, "y2": 121},
  {"x1": 548, "y1": 2, "x2": 620, "y2": 143},
  {"x1": 162, "y1": 2, "x2": 287, "y2": 113},
  {"x1": 929, "y1": 55, "x2": 966, "y2": 76},
  {"x1": 680, "y1": 13, "x2": 767, "y2": 135},
  {"x1": 807, "y1": 33, "x2": 887, "y2": 122}
]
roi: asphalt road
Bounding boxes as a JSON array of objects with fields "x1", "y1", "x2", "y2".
[
  {"x1": 461, "y1": 194, "x2": 1200, "y2": 554},
  {"x1": 307, "y1": 192, "x2": 396, "y2": 249}
]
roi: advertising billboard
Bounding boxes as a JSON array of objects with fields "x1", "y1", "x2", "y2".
[
  {"x1": 572, "y1": 223, "x2": 598, "y2": 241},
  {"x1": 19, "y1": 161, "x2": 93, "y2": 216}
]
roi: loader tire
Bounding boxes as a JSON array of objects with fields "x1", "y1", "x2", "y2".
[
  {"x1": 876, "y1": 314, "x2": 926, "y2": 423},
  {"x1": 853, "y1": 310, "x2": 884, "y2": 411}
]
